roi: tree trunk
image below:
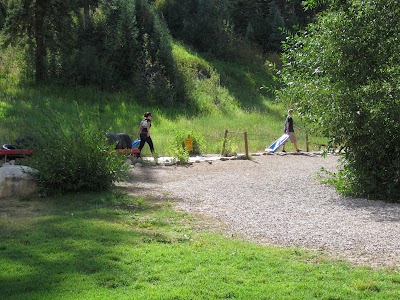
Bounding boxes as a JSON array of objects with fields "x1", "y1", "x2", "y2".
[
  {"x1": 35, "y1": 34, "x2": 46, "y2": 82},
  {"x1": 83, "y1": 0, "x2": 91, "y2": 29},
  {"x1": 34, "y1": 1, "x2": 47, "y2": 82}
]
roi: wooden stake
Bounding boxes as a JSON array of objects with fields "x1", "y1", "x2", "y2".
[
  {"x1": 244, "y1": 131, "x2": 249, "y2": 159},
  {"x1": 306, "y1": 130, "x2": 309, "y2": 152},
  {"x1": 221, "y1": 129, "x2": 228, "y2": 155}
]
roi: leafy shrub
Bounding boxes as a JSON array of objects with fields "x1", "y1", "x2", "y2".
[
  {"x1": 171, "y1": 129, "x2": 205, "y2": 155},
  {"x1": 23, "y1": 105, "x2": 128, "y2": 195},
  {"x1": 279, "y1": 1, "x2": 400, "y2": 201},
  {"x1": 167, "y1": 144, "x2": 189, "y2": 165},
  {"x1": 221, "y1": 137, "x2": 237, "y2": 157},
  {"x1": 167, "y1": 129, "x2": 205, "y2": 164}
]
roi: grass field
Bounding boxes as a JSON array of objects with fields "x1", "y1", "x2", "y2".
[
  {"x1": 0, "y1": 82, "x2": 326, "y2": 157},
  {"x1": 0, "y1": 42, "x2": 375, "y2": 300},
  {"x1": 1, "y1": 193, "x2": 399, "y2": 300},
  {"x1": 0, "y1": 43, "x2": 328, "y2": 157}
]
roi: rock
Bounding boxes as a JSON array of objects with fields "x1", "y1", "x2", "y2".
[
  {"x1": 0, "y1": 165, "x2": 38, "y2": 198},
  {"x1": 129, "y1": 157, "x2": 138, "y2": 164},
  {"x1": 2, "y1": 160, "x2": 16, "y2": 167}
]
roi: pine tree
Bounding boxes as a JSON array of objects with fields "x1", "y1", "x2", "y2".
[
  {"x1": 0, "y1": 0, "x2": 8, "y2": 29},
  {"x1": 2, "y1": 0, "x2": 78, "y2": 81}
]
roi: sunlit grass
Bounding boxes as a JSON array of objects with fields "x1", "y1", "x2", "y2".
[
  {"x1": 0, "y1": 193, "x2": 399, "y2": 300},
  {"x1": 0, "y1": 42, "x2": 328, "y2": 156},
  {"x1": 0, "y1": 81, "x2": 325, "y2": 155}
]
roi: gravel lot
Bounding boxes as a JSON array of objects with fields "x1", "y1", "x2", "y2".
[{"x1": 126, "y1": 153, "x2": 400, "y2": 268}]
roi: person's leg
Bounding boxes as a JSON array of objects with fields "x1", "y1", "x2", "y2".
[
  {"x1": 147, "y1": 136, "x2": 155, "y2": 154},
  {"x1": 291, "y1": 133, "x2": 300, "y2": 152},
  {"x1": 294, "y1": 141, "x2": 299, "y2": 152},
  {"x1": 137, "y1": 133, "x2": 147, "y2": 157},
  {"x1": 287, "y1": 132, "x2": 299, "y2": 152}
]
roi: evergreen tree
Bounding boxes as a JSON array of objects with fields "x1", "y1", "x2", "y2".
[
  {"x1": 268, "y1": 0, "x2": 285, "y2": 51},
  {"x1": 0, "y1": 0, "x2": 8, "y2": 29},
  {"x1": 157, "y1": 0, "x2": 318, "y2": 55},
  {"x1": 2, "y1": 0, "x2": 78, "y2": 81},
  {"x1": 79, "y1": 0, "x2": 99, "y2": 29}
]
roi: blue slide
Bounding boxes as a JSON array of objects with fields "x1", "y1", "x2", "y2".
[{"x1": 266, "y1": 134, "x2": 290, "y2": 153}]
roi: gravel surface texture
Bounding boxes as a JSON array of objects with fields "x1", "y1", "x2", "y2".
[{"x1": 126, "y1": 153, "x2": 400, "y2": 268}]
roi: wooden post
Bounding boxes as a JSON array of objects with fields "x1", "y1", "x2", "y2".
[
  {"x1": 244, "y1": 131, "x2": 249, "y2": 159},
  {"x1": 306, "y1": 130, "x2": 309, "y2": 152},
  {"x1": 221, "y1": 129, "x2": 228, "y2": 155}
]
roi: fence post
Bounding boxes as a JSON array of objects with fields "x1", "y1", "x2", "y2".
[
  {"x1": 244, "y1": 131, "x2": 249, "y2": 159},
  {"x1": 221, "y1": 129, "x2": 228, "y2": 156},
  {"x1": 306, "y1": 130, "x2": 309, "y2": 152}
]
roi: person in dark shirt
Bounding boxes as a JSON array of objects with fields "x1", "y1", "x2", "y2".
[
  {"x1": 282, "y1": 109, "x2": 301, "y2": 153},
  {"x1": 137, "y1": 112, "x2": 154, "y2": 157}
]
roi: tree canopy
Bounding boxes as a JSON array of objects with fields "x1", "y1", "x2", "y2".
[
  {"x1": 279, "y1": 0, "x2": 400, "y2": 200},
  {"x1": 1, "y1": 0, "x2": 180, "y2": 104}
]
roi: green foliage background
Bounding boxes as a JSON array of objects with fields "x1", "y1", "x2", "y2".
[
  {"x1": 1, "y1": 0, "x2": 399, "y2": 201},
  {"x1": 278, "y1": 0, "x2": 400, "y2": 200}
]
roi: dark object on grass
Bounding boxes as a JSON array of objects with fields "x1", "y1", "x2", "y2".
[
  {"x1": 106, "y1": 132, "x2": 121, "y2": 149},
  {"x1": 106, "y1": 132, "x2": 132, "y2": 149},
  {"x1": 117, "y1": 133, "x2": 132, "y2": 149},
  {"x1": 15, "y1": 136, "x2": 35, "y2": 148}
]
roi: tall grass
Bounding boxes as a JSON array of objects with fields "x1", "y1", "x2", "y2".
[{"x1": 0, "y1": 88, "x2": 324, "y2": 156}]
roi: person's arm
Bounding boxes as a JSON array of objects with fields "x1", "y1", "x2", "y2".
[
  {"x1": 137, "y1": 123, "x2": 142, "y2": 138},
  {"x1": 146, "y1": 121, "x2": 151, "y2": 137}
]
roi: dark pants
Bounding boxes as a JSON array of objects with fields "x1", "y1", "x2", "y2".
[{"x1": 137, "y1": 133, "x2": 154, "y2": 157}]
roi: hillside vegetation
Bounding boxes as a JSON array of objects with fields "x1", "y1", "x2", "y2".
[
  {"x1": 0, "y1": 42, "x2": 321, "y2": 156},
  {"x1": 0, "y1": 44, "x2": 316, "y2": 155},
  {"x1": 0, "y1": 0, "x2": 324, "y2": 155}
]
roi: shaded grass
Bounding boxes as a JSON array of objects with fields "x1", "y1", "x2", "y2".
[{"x1": 0, "y1": 193, "x2": 399, "y2": 300}]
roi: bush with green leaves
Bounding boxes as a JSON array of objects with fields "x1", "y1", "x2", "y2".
[
  {"x1": 167, "y1": 144, "x2": 189, "y2": 165},
  {"x1": 278, "y1": 0, "x2": 400, "y2": 201},
  {"x1": 167, "y1": 129, "x2": 205, "y2": 164},
  {"x1": 171, "y1": 129, "x2": 205, "y2": 155},
  {"x1": 221, "y1": 137, "x2": 237, "y2": 157},
  {"x1": 22, "y1": 106, "x2": 129, "y2": 195}
]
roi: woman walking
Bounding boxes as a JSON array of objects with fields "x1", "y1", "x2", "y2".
[
  {"x1": 282, "y1": 109, "x2": 301, "y2": 153},
  {"x1": 137, "y1": 112, "x2": 154, "y2": 157}
]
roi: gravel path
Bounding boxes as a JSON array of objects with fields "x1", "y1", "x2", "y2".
[{"x1": 125, "y1": 153, "x2": 400, "y2": 268}]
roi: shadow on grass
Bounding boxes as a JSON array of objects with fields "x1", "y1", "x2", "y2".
[
  {"x1": 197, "y1": 52, "x2": 278, "y2": 111},
  {"x1": 0, "y1": 193, "x2": 177, "y2": 298}
]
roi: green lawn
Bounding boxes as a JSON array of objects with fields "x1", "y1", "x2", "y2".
[
  {"x1": 0, "y1": 81, "x2": 327, "y2": 157},
  {"x1": 1, "y1": 192, "x2": 399, "y2": 300}
]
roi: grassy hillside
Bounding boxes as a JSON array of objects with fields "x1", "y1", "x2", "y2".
[{"x1": 0, "y1": 43, "x2": 325, "y2": 156}]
